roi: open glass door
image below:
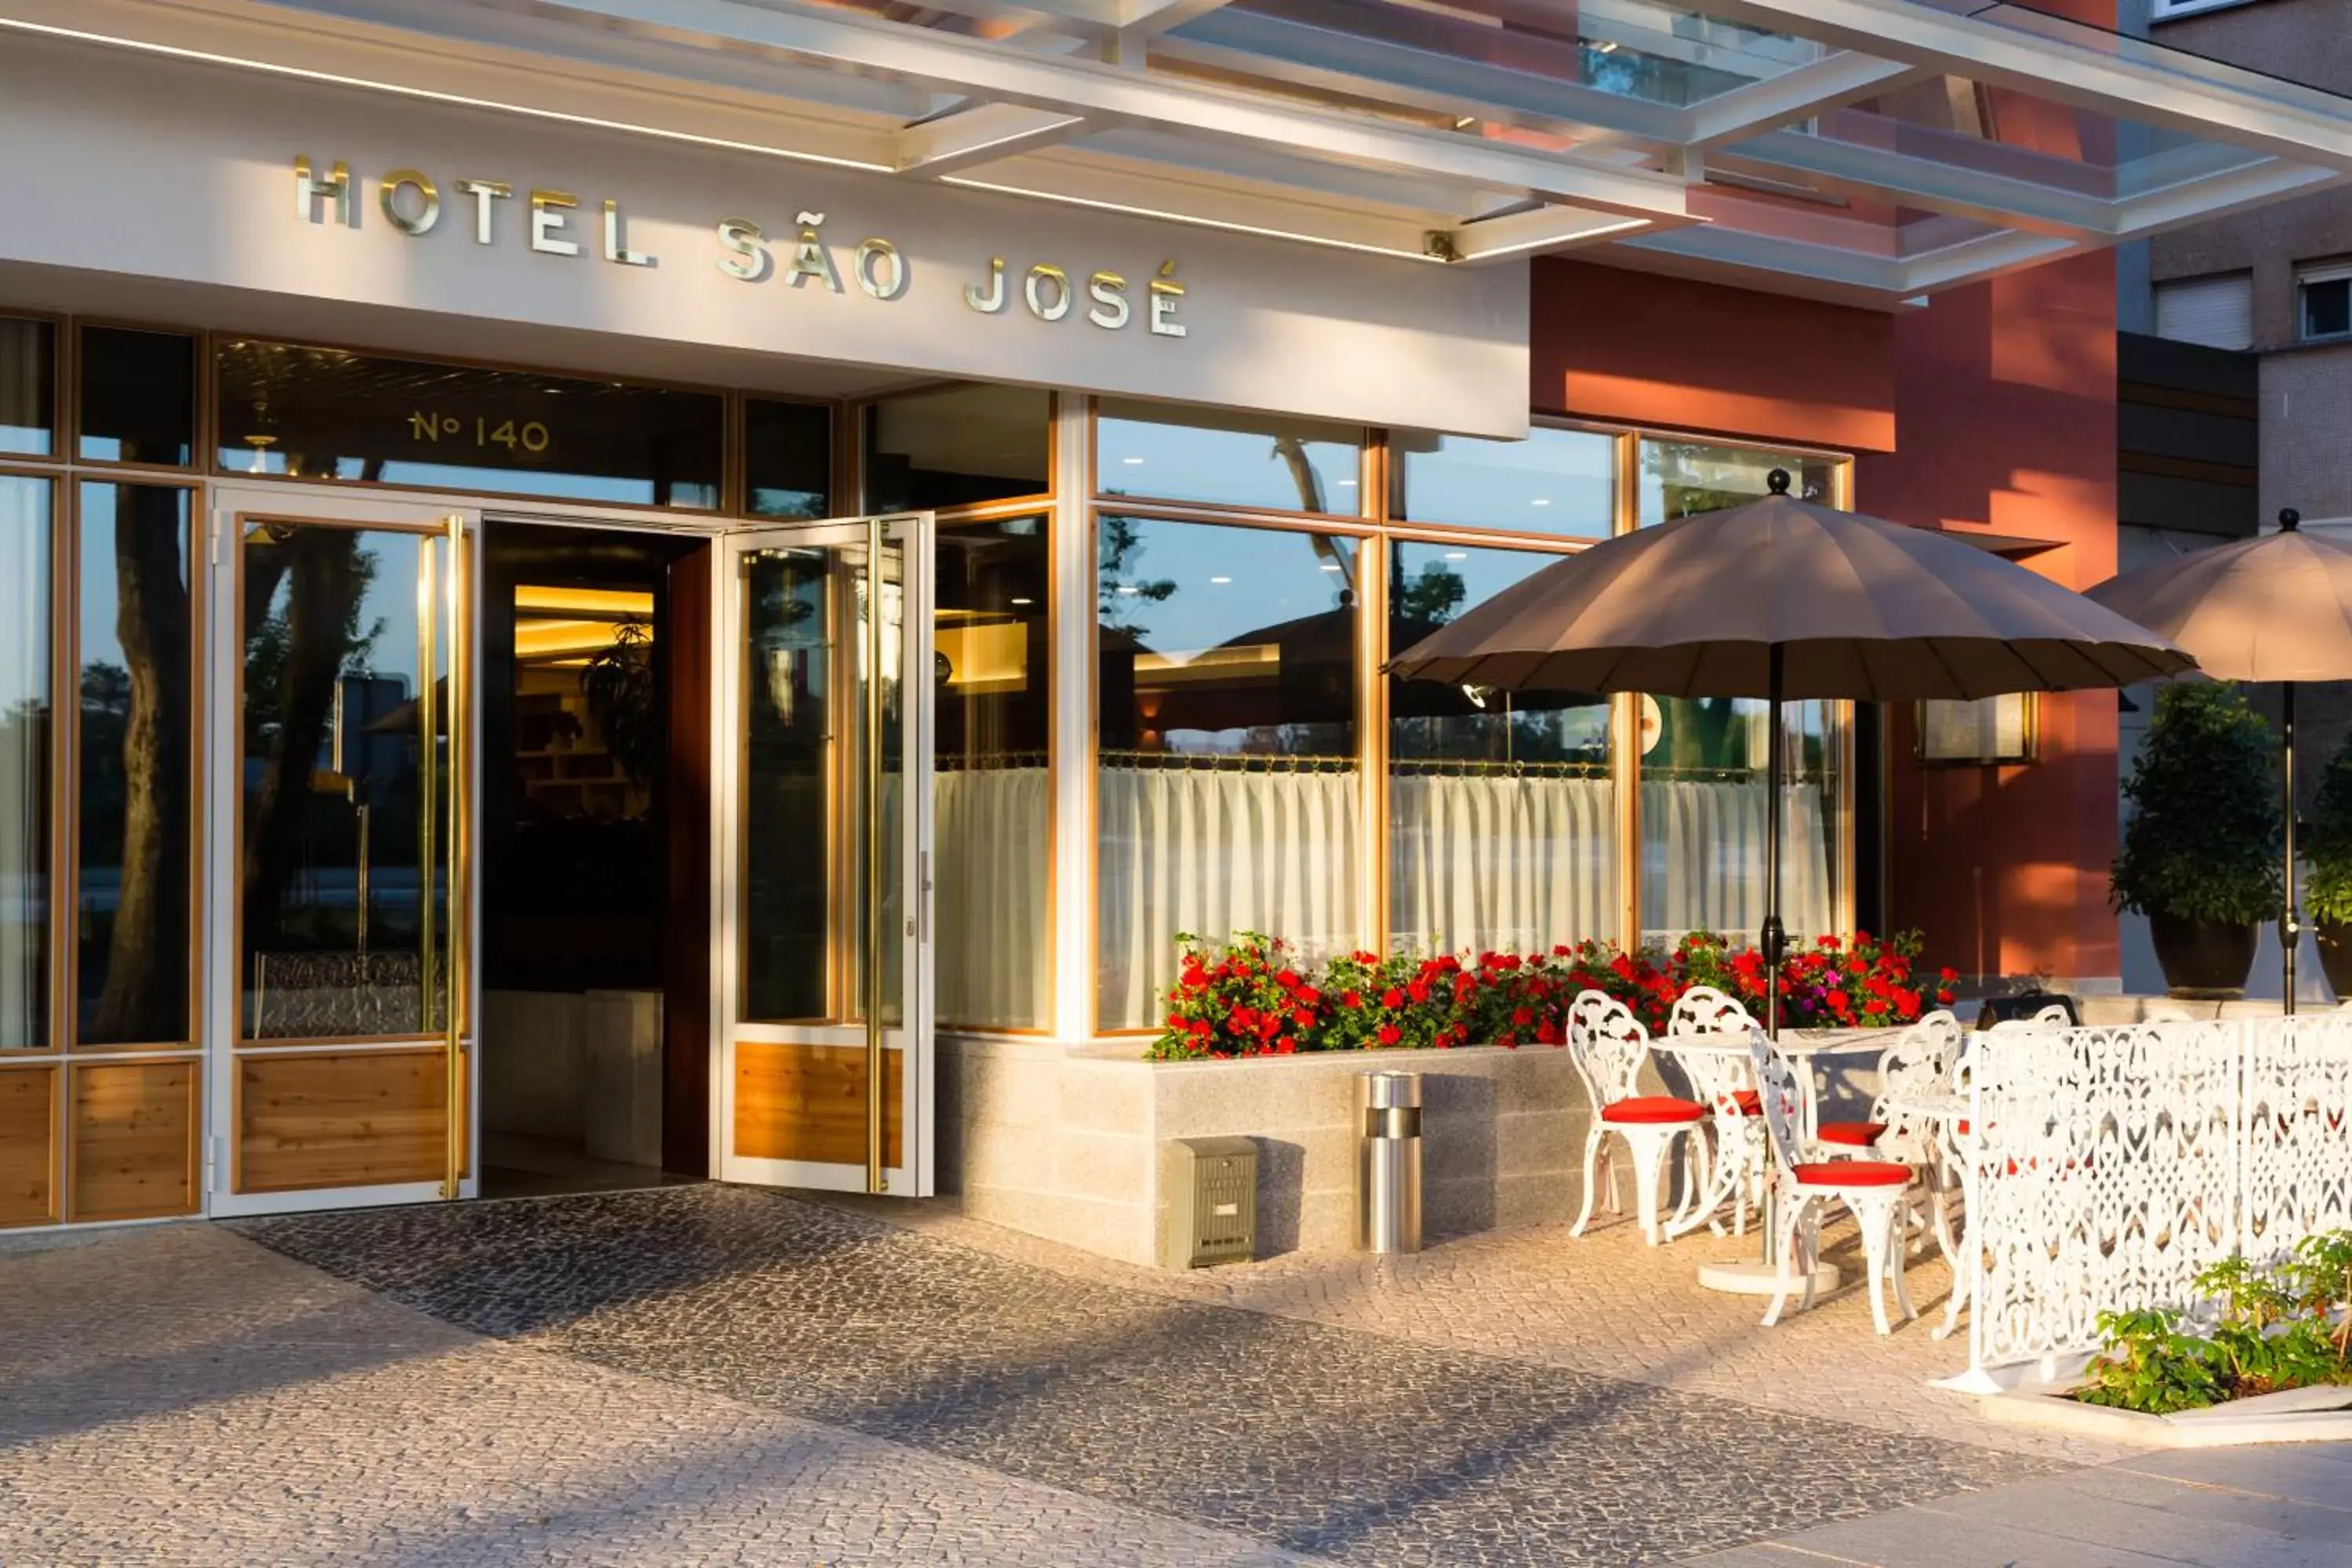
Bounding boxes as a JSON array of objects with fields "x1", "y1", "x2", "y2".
[
  {"x1": 717, "y1": 514, "x2": 935, "y2": 1195},
  {"x1": 205, "y1": 488, "x2": 475, "y2": 1216}
]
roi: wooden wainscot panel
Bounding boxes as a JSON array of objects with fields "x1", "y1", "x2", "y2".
[
  {"x1": 0, "y1": 1065, "x2": 60, "y2": 1227},
  {"x1": 735, "y1": 1042, "x2": 902, "y2": 1166},
  {"x1": 70, "y1": 1059, "x2": 199, "y2": 1222},
  {"x1": 238, "y1": 1049, "x2": 445, "y2": 1194}
]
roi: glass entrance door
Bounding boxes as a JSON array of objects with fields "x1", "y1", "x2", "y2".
[
  {"x1": 717, "y1": 516, "x2": 934, "y2": 1196},
  {"x1": 205, "y1": 488, "x2": 476, "y2": 1216}
]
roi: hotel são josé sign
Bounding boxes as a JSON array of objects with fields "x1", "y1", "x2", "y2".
[{"x1": 292, "y1": 157, "x2": 1191, "y2": 338}]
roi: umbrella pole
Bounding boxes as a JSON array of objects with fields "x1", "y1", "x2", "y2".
[
  {"x1": 1764, "y1": 644, "x2": 1785, "y2": 1041},
  {"x1": 2285, "y1": 681, "x2": 2300, "y2": 1018}
]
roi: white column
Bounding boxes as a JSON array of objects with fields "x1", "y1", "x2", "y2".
[{"x1": 1051, "y1": 391, "x2": 1095, "y2": 1044}]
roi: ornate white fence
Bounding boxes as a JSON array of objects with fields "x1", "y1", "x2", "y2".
[{"x1": 1961, "y1": 1014, "x2": 2352, "y2": 1383}]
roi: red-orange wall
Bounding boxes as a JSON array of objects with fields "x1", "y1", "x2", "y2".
[
  {"x1": 1531, "y1": 260, "x2": 1896, "y2": 452},
  {"x1": 1860, "y1": 253, "x2": 2122, "y2": 985},
  {"x1": 1527, "y1": 249, "x2": 2123, "y2": 985}
]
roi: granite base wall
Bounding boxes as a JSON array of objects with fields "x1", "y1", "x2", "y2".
[{"x1": 938, "y1": 1040, "x2": 1599, "y2": 1268}]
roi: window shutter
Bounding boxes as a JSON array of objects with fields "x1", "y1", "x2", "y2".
[{"x1": 2154, "y1": 274, "x2": 2252, "y2": 350}]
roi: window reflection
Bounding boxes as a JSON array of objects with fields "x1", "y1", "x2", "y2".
[
  {"x1": 1097, "y1": 400, "x2": 1363, "y2": 514},
  {"x1": 746, "y1": 399, "x2": 832, "y2": 520},
  {"x1": 240, "y1": 524, "x2": 449, "y2": 1039},
  {"x1": 1096, "y1": 515, "x2": 1359, "y2": 1029},
  {"x1": 1391, "y1": 426, "x2": 1615, "y2": 537},
  {"x1": 1639, "y1": 437, "x2": 1840, "y2": 523},
  {"x1": 741, "y1": 548, "x2": 833, "y2": 1023},
  {"x1": 0, "y1": 475, "x2": 50, "y2": 1048},
  {"x1": 0, "y1": 317, "x2": 54, "y2": 458},
  {"x1": 77, "y1": 483, "x2": 194, "y2": 1046},
  {"x1": 935, "y1": 516, "x2": 1050, "y2": 1029},
  {"x1": 78, "y1": 327, "x2": 195, "y2": 467},
  {"x1": 864, "y1": 384, "x2": 1049, "y2": 510},
  {"x1": 1388, "y1": 542, "x2": 1614, "y2": 956}
]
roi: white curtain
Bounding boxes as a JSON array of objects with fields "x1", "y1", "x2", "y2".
[
  {"x1": 1097, "y1": 766, "x2": 1359, "y2": 1030},
  {"x1": 1642, "y1": 779, "x2": 1832, "y2": 946},
  {"x1": 1388, "y1": 774, "x2": 1613, "y2": 956},
  {"x1": 0, "y1": 477, "x2": 46, "y2": 1049},
  {"x1": 935, "y1": 766, "x2": 1051, "y2": 1029}
]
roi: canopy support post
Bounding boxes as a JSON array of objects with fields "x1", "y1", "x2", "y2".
[
  {"x1": 2285, "y1": 679, "x2": 2300, "y2": 1018},
  {"x1": 1763, "y1": 643, "x2": 1785, "y2": 1041}
]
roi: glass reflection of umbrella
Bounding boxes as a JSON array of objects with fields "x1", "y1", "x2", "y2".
[
  {"x1": 2089, "y1": 509, "x2": 2352, "y2": 1013},
  {"x1": 1390, "y1": 469, "x2": 2192, "y2": 1036}
]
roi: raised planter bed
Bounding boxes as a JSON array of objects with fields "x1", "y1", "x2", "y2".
[
  {"x1": 1977, "y1": 1380, "x2": 2352, "y2": 1448},
  {"x1": 937, "y1": 1031, "x2": 1898, "y2": 1268}
]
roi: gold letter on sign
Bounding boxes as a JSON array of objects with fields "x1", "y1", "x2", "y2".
[
  {"x1": 716, "y1": 218, "x2": 770, "y2": 281},
  {"x1": 855, "y1": 238, "x2": 906, "y2": 301},
  {"x1": 1024, "y1": 263, "x2": 1071, "y2": 322},
  {"x1": 1087, "y1": 270, "x2": 1129, "y2": 331},
  {"x1": 602, "y1": 199, "x2": 654, "y2": 267},
  {"x1": 294, "y1": 156, "x2": 354, "y2": 227},
  {"x1": 964, "y1": 256, "x2": 1006, "y2": 314},
  {"x1": 379, "y1": 170, "x2": 441, "y2": 237},
  {"x1": 529, "y1": 189, "x2": 580, "y2": 256},
  {"x1": 1149, "y1": 260, "x2": 1187, "y2": 338},
  {"x1": 456, "y1": 178, "x2": 510, "y2": 245}
]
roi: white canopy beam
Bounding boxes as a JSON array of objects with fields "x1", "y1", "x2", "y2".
[
  {"x1": 526, "y1": 0, "x2": 1695, "y2": 217},
  {"x1": 898, "y1": 101, "x2": 1094, "y2": 175}
]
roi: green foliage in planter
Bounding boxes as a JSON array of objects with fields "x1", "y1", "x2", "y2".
[
  {"x1": 2076, "y1": 1236, "x2": 2352, "y2": 1414},
  {"x1": 2304, "y1": 732, "x2": 2352, "y2": 926},
  {"x1": 2112, "y1": 681, "x2": 2281, "y2": 925}
]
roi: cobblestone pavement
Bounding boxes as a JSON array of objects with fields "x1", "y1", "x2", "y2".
[{"x1": 220, "y1": 1185, "x2": 2061, "y2": 1566}]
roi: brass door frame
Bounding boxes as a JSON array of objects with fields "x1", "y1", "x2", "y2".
[
  {"x1": 201, "y1": 484, "x2": 480, "y2": 1218},
  {"x1": 712, "y1": 514, "x2": 935, "y2": 1197}
]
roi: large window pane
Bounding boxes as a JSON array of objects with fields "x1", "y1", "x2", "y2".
[
  {"x1": 1639, "y1": 695, "x2": 1844, "y2": 949},
  {"x1": 741, "y1": 546, "x2": 834, "y2": 1022},
  {"x1": 746, "y1": 399, "x2": 831, "y2": 520},
  {"x1": 1392, "y1": 426, "x2": 1615, "y2": 538},
  {"x1": 216, "y1": 340, "x2": 722, "y2": 509},
  {"x1": 1639, "y1": 437, "x2": 1841, "y2": 523},
  {"x1": 935, "y1": 515, "x2": 1050, "y2": 1029},
  {"x1": 0, "y1": 317, "x2": 55, "y2": 458},
  {"x1": 1096, "y1": 515, "x2": 1359, "y2": 1029},
  {"x1": 77, "y1": 483, "x2": 194, "y2": 1046},
  {"x1": 78, "y1": 326, "x2": 195, "y2": 467},
  {"x1": 0, "y1": 476, "x2": 51, "y2": 1048},
  {"x1": 863, "y1": 384, "x2": 1049, "y2": 511},
  {"x1": 1097, "y1": 400, "x2": 1363, "y2": 514},
  {"x1": 1388, "y1": 542, "x2": 1614, "y2": 956},
  {"x1": 240, "y1": 524, "x2": 449, "y2": 1039}
]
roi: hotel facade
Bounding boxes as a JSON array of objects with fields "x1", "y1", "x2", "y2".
[{"x1": 0, "y1": 0, "x2": 2345, "y2": 1238}]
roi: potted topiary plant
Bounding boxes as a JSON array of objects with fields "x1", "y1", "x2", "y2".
[
  {"x1": 2114, "y1": 681, "x2": 2281, "y2": 998},
  {"x1": 2303, "y1": 731, "x2": 2352, "y2": 998}
]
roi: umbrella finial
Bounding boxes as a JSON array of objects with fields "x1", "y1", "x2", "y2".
[
  {"x1": 2281, "y1": 507, "x2": 2303, "y2": 532},
  {"x1": 1766, "y1": 468, "x2": 1791, "y2": 496}
]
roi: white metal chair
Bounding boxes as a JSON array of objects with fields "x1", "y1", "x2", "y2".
[
  {"x1": 1567, "y1": 989, "x2": 1708, "y2": 1245},
  {"x1": 1664, "y1": 985, "x2": 1766, "y2": 1236},
  {"x1": 1818, "y1": 1009, "x2": 1963, "y2": 1258},
  {"x1": 1748, "y1": 1033, "x2": 1920, "y2": 1335}
]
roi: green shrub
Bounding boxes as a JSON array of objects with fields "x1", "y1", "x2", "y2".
[
  {"x1": 2113, "y1": 681, "x2": 2281, "y2": 924},
  {"x1": 2077, "y1": 1235, "x2": 2352, "y2": 1413},
  {"x1": 2304, "y1": 734, "x2": 2352, "y2": 925}
]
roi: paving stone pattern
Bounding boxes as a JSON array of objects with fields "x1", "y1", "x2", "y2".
[{"x1": 244, "y1": 1186, "x2": 2054, "y2": 1566}]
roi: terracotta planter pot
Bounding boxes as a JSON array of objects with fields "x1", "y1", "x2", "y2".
[
  {"x1": 2148, "y1": 913, "x2": 2259, "y2": 999},
  {"x1": 2316, "y1": 924, "x2": 2352, "y2": 1002}
]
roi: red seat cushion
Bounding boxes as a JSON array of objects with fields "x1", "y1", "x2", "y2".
[
  {"x1": 1792, "y1": 1160, "x2": 1913, "y2": 1188},
  {"x1": 1730, "y1": 1089, "x2": 1761, "y2": 1115},
  {"x1": 1817, "y1": 1120, "x2": 1887, "y2": 1148},
  {"x1": 1602, "y1": 1095, "x2": 1707, "y2": 1125}
]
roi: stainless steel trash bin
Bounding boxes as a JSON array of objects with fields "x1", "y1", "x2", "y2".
[{"x1": 1356, "y1": 1069, "x2": 1422, "y2": 1254}]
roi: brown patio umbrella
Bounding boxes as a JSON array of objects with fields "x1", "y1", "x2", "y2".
[
  {"x1": 2087, "y1": 509, "x2": 2352, "y2": 1012},
  {"x1": 1392, "y1": 470, "x2": 2192, "y2": 1034}
]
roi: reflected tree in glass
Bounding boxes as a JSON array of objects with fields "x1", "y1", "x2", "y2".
[{"x1": 78, "y1": 483, "x2": 194, "y2": 1045}]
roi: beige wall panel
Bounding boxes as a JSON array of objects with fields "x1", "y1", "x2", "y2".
[
  {"x1": 735, "y1": 1042, "x2": 902, "y2": 1167},
  {"x1": 0, "y1": 1065, "x2": 60, "y2": 1228},
  {"x1": 69, "y1": 1060, "x2": 199, "y2": 1222},
  {"x1": 238, "y1": 1050, "x2": 445, "y2": 1194}
]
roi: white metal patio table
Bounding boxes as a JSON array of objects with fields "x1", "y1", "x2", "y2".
[{"x1": 1661, "y1": 1031, "x2": 1890, "y2": 1295}]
